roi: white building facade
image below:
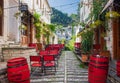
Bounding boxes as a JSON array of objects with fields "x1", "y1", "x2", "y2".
[
  {"x1": 0, "y1": 0, "x2": 51, "y2": 45},
  {"x1": 77, "y1": 0, "x2": 93, "y2": 43}
]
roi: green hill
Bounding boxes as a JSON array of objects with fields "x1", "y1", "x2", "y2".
[{"x1": 51, "y1": 8, "x2": 73, "y2": 27}]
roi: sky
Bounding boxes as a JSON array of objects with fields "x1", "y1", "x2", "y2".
[{"x1": 48, "y1": 0, "x2": 80, "y2": 15}]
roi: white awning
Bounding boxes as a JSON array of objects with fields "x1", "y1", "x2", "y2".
[{"x1": 101, "y1": 0, "x2": 114, "y2": 13}]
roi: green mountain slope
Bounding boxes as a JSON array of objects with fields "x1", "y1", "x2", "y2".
[{"x1": 51, "y1": 8, "x2": 73, "y2": 26}]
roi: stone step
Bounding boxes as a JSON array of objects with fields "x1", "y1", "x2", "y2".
[
  {"x1": 31, "y1": 51, "x2": 88, "y2": 83},
  {"x1": 31, "y1": 78, "x2": 64, "y2": 82},
  {"x1": 31, "y1": 78, "x2": 88, "y2": 82},
  {"x1": 67, "y1": 78, "x2": 88, "y2": 82}
]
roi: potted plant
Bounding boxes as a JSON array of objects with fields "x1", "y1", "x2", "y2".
[
  {"x1": 105, "y1": 11, "x2": 120, "y2": 19},
  {"x1": 33, "y1": 12, "x2": 43, "y2": 50},
  {"x1": 80, "y1": 29, "x2": 94, "y2": 62},
  {"x1": 90, "y1": 20, "x2": 103, "y2": 29}
]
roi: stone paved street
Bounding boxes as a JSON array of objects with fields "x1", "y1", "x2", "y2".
[{"x1": 30, "y1": 51, "x2": 88, "y2": 83}]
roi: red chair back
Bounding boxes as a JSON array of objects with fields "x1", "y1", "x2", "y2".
[
  {"x1": 28, "y1": 43, "x2": 38, "y2": 51},
  {"x1": 49, "y1": 50, "x2": 59, "y2": 55},
  {"x1": 43, "y1": 55, "x2": 55, "y2": 61},
  {"x1": 30, "y1": 56, "x2": 41, "y2": 61},
  {"x1": 74, "y1": 43, "x2": 81, "y2": 48},
  {"x1": 39, "y1": 50, "x2": 49, "y2": 56}
]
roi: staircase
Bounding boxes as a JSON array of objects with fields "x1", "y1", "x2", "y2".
[
  {"x1": 31, "y1": 51, "x2": 88, "y2": 83},
  {"x1": 107, "y1": 61, "x2": 120, "y2": 83}
]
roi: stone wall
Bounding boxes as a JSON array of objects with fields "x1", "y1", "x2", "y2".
[
  {"x1": 0, "y1": 62, "x2": 7, "y2": 83},
  {"x1": 0, "y1": 47, "x2": 38, "y2": 82},
  {"x1": 2, "y1": 47, "x2": 38, "y2": 69}
]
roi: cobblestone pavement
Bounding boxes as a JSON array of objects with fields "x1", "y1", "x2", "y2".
[{"x1": 30, "y1": 51, "x2": 88, "y2": 83}]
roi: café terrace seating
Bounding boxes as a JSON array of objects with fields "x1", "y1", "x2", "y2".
[
  {"x1": 29, "y1": 44, "x2": 64, "y2": 75},
  {"x1": 30, "y1": 56, "x2": 42, "y2": 73}
]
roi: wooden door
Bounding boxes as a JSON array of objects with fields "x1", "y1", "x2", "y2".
[
  {"x1": 113, "y1": 19, "x2": 120, "y2": 60},
  {"x1": 100, "y1": 26, "x2": 106, "y2": 51}
]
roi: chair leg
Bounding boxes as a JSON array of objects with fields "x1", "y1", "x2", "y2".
[
  {"x1": 43, "y1": 67, "x2": 46, "y2": 75},
  {"x1": 57, "y1": 60, "x2": 59, "y2": 67},
  {"x1": 55, "y1": 66, "x2": 56, "y2": 72}
]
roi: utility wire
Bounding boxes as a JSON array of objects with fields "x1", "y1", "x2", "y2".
[
  {"x1": 52, "y1": 1, "x2": 79, "y2": 8},
  {"x1": 58, "y1": 3, "x2": 78, "y2": 10}
]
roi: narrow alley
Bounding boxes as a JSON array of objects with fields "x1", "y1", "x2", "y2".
[
  {"x1": 31, "y1": 51, "x2": 88, "y2": 83},
  {"x1": 1, "y1": 0, "x2": 120, "y2": 83}
]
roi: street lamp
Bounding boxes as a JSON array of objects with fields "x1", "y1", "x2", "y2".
[{"x1": 19, "y1": 3, "x2": 28, "y2": 12}]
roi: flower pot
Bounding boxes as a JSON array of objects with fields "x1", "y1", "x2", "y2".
[
  {"x1": 100, "y1": 51, "x2": 110, "y2": 57},
  {"x1": 81, "y1": 54, "x2": 88, "y2": 62}
]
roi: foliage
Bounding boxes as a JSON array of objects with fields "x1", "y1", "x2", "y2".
[
  {"x1": 81, "y1": 29, "x2": 94, "y2": 54},
  {"x1": 79, "y1": 63, "x2": 88, "y2": 68},
  {"x1": 90, "y1": 20, "x2": 103, "y2": 29},
  {"x1": 19, "y1": 24, "x2": 27, "y2": 30},
  {"x1": 79, "y1": 22, "x2": 86, "y2": 27},
  {"x1": 70, "y1": 14, "x2": 79, "y2": 23},
  {"x1": 79, "y1": 63, "x2": 85, "y2": 68},
  {"x1": 33, "y1": 12, "x2": 41, "y2": 22},
  {"x1": 14, "y1": 12, "x2": 21, "y2": 19},
  {"x1": 33, "y1": 12, "x2": 43, "y2": 42},
  {"x1": 105, "y1": 11, "x2": 120, "y2": 19},
  {"x1": 58, "y1": 39, "x2": 66, "y2": 44},
  {"x1": 55, "y1": 24, "x2": 63, "y2": 30},
  {"x1": 51, "y1": 7, "x2": 73, "y2": 27},
  {"x1": 65, "y1": 36, "x2": 76, "y2": 51},
  {"x1": 47, "y1": 24, "x2": 56, "y2": 32},
  {"x1": 93, "y1": 0, "x2": 107, "y2": 20}
]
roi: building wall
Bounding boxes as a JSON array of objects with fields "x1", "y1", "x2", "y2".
[
  {"x1": 80, "y1": 0, "x2": 92, "y2": 24},
  {"x1": 8, "y1": 0, "x2": 20, "y2": 42},
  {"x1": 106, "y1": 20, "x2": 113, "y2": 58},
  {"x1": 0, "y1": 0, "x2": 9, "y2": 44},
  {"x1": 77, "y1": 0, "x2": 93, "y2": 43},
  {"x1": 21, "y1": 0, "x2": 51, "y2": 24},
  {"x1": 0, "y1": 0, "x2": 51, "y2": 44},
  {"x1": 75, "y1": 26, "x2": 81, "y2": 42},
  {"x1": 40, "y1": 0, "x2": 51, "y2": 24}
]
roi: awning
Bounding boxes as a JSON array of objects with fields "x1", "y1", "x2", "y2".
[{"x1": 101, "y1": 0, "x2": 114, "y2": 14}]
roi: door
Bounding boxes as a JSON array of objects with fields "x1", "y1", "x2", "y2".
[{"x1": 113, "y1": 19, "x2": 120, "y2": 60}]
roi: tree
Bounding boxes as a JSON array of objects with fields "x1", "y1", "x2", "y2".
[{"x1": 51, "y1": 7, "x2": 73, "y2": 27}]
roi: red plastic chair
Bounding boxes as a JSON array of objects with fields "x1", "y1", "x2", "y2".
[
  {"x1": 39, "y1": 50, "x2": 49, "y2": 56},
  {"x1": 45, "y1": 47, "x2": 53, "y2": 50},
  {"x1": 28, "y1": 43, "x2": 38, "y2": 52},
  {"x1": 43, "y1": 55, "x2": 56, "y2": 74},
  {"x1": 49, "y1": 50, "x2": 59, "y2": 66},
  {"x1": 30, "y1": 56, "x2": 42, "y2": 73}
]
